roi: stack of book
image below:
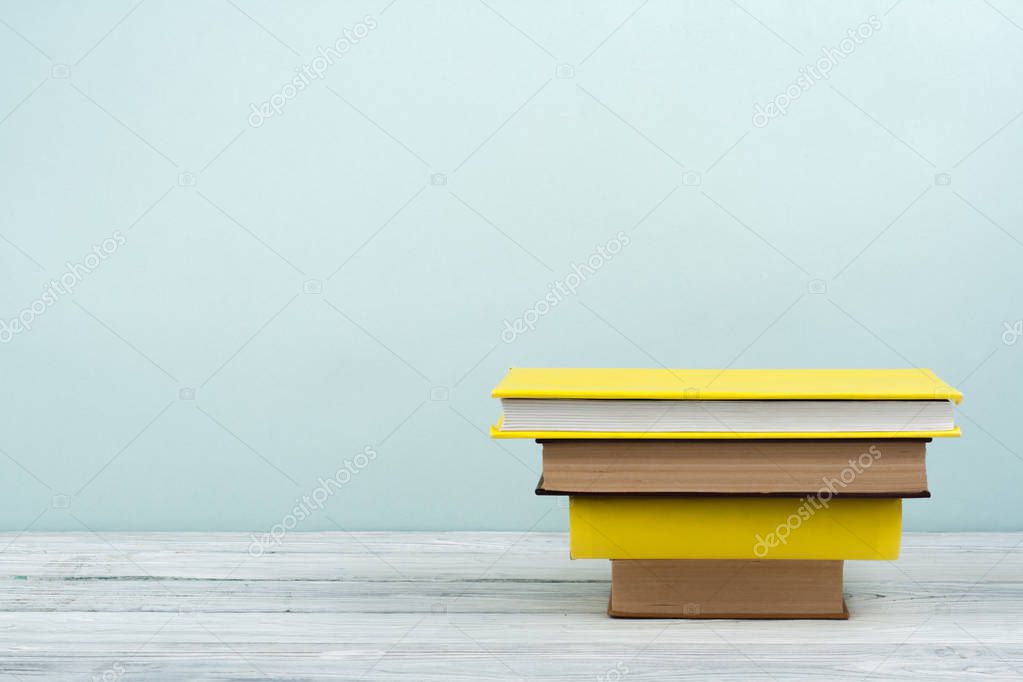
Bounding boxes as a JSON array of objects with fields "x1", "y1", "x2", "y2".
[{"x1": 491, "y1": 368, "x2": 961, "y2": 619}]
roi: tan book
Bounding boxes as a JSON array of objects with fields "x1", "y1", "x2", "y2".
[
  {"x1": 539, "y1": 439, "x2": 928, "y2": 496},
  {"x1": 609, "y1": 559, "x2": 847, "y2": 619}
]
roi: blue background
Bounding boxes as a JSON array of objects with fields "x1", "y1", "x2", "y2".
[{"x1": 1, "y1": 0, "x2": 1020, "y2": 531}]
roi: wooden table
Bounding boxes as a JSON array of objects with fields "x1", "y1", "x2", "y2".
[{"x1": 0, "y1": 532, "x2": 1019, "y2": 679}]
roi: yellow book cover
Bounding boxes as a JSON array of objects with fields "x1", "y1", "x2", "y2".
[
  {"x1": 569, "y1": 496, "x2": 901, "y2": 560},
  {"x1": 493, "y1": 368, "x2": 962, "y2": 401}
]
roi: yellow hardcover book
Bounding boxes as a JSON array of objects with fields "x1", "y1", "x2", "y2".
[
  {"x1": 569, "y1": 496, "x2": 902, "y2": 560},
  {"x1": 493, "y1": 368, "x2": 961, "y2": 401},
  {"x1": 491, "y1": 368, "x2": 961, "y2": 439}
]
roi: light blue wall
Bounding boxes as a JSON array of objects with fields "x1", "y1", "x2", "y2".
[{"x1": 1, "y1": 1, "x2": 1020, "y2": 532}]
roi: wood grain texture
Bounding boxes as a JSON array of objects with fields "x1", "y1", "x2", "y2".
[{"x1": 0, "y1": 532, "x2": 1019, "y2": 680}]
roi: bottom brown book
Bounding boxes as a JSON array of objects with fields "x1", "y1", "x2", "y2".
[{"x1": 609, "y1": 559, "x2": 848, "y2": 619}]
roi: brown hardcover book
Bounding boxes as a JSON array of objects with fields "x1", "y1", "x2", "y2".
[
  {"x1": 540, "y1": 439, "x2": 928, "y2": 496},
  {"x1": 609, "y1": 559, "x2": 847, "y2": 619}
]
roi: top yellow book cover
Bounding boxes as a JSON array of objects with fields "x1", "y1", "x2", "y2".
[{"x1": 491, "y1": 368, "x2": 962, "y2": 402}]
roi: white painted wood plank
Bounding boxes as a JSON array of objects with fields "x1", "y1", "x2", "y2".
[
  {"x1": 0, "y1": 578, "x2": 1017, "y2": 622},
  {"x1": 0, "y1": 610, "x2": 1021, "y2": 644},
  {"x1": 1, "y1": 615, "x2": 1021, "y2": 680},
  {"x1": 0, "y1": 532, "x2": 1018, "y2": 581},
  {"x1": 0, "y1": 532, "x2": 1019, "y2": 680},
  {"x1": 8, "y1": 648, "x2": 1020, "y2": 682}
]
